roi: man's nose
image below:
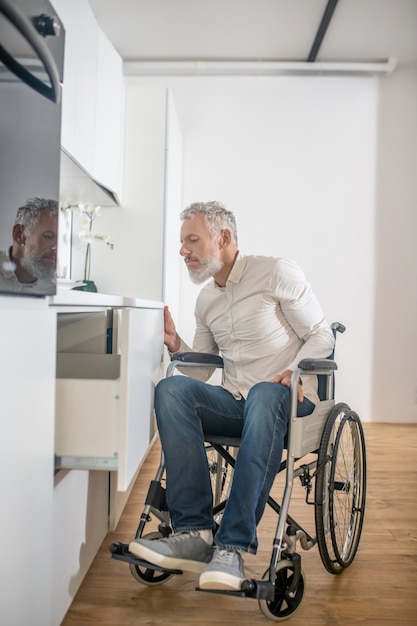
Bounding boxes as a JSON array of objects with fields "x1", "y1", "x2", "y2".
[{"x1": 179, "y1": 243, "x2": 189, "y2": 256}]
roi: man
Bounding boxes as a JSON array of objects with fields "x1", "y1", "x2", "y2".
[
  {"x1": 129, "y1": 201, "x2": 334, "y2": 591},
  {"x1": 0, "y1": 198, "x2": 58, "y2": 295}
]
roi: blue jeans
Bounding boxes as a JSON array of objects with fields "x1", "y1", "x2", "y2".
[{"x1": 154, "y1": 376, "x2": 315, "y2": 554}]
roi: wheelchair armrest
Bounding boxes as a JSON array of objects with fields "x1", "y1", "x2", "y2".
[
  {"x1": 171, "y1": 352, "x2": 224, "y2": 368},
  {"x1": 298, "y1": 358, "x2": 338, "y2": 372}
]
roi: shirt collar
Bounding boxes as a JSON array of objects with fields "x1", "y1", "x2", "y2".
[
  {"x1": 211, "y1": 251, "x2": 247, "y2": 289},
  {"x1": 226, "y1": 251, "x2": 247, "y2": 284}
]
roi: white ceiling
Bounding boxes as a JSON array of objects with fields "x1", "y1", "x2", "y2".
[{"x1": 89, "y1": 0, "x2": 417, "y2": 66}]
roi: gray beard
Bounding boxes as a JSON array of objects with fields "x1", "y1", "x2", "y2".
[
  {"x1": 187, "y1": 256, "x2": 224, "y2": 284},
  {"x1": 20, "y1": 253, "x2": 56, "y2": 281}
]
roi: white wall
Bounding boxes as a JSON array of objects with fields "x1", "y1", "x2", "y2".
[
  {"x1": 127, "y1": 74, "x2": 377, "y2": 419},
  {"x1": 372, "y1": 62, "x2": 417, "y2": 422},
  {"x1": 113, "y1": 68, "x2": 417, "y2": 423}
]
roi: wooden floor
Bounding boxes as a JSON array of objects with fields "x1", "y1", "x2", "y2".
[{"x1": 62, "y1": 423, "x2": 417, "y2": 625}]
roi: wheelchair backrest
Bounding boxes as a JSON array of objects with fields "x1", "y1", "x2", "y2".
[{"x1": 317, "y1": 322, "x2": 345, "y2": 401}]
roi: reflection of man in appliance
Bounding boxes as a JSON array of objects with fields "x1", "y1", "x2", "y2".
[{"x1": 0, "y1": 198, "x2": 58, "y2": 295}]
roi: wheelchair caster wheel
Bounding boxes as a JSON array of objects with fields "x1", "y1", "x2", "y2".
[
  {"x1": 258, "y1": 560, "x2": 305, "y2": 621},
  {"x1": 129, "y1": 532, "x2": 174, "y2": 586}
]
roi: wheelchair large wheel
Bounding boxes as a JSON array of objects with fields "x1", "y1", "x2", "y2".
[
  {"x1": 258, "y1": 560, "x2": 305, "y2": 621},
  {"x1": 129, "y1": 532, "x2": 174, "y2": 586},
  {"x1": 315, "y1": 403, "x2": 366, "y2": 574},
  {"x1": 205, "y1": 444, "x2": 234, "y2": 506}
]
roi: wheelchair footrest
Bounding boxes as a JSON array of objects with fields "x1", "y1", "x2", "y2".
[
  {"x1": 197, "y1": 579, "x2": 275, "y2": 601},
  {"x1": 109, "y1": 542, "x2": 183, "y2": 574}
]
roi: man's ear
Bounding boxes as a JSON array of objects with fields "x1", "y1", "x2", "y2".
[
  {"x1": 220, "y1": 228, "x2": 232, "y2": 247},
  {"x1": 12, "y1": 224, "x2": 26, "y2": 245}
]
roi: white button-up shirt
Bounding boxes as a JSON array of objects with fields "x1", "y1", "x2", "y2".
[{"x1": 175, "y1": 253, "x2": 335, "y2": 404}]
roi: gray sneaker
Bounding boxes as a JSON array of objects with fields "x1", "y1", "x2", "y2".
[
  {"x1": 199, "y1": 547, "x2": 245, "y2": 590},
  {"x1": 128, "y1": 531, "x2": 213, "y2": 573}
]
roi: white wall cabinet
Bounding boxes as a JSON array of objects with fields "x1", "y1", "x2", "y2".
[
  {"x1": 97, "y1": 84, "x2": 182, "y2": 302},
  {"x1": 53, "y1": 0, "x2": 97, "y2": 175},
  {"x1": 52, "y1": 0, "x2": 124, "y2": 199},
  {"x1": 94, "y1": 29, "x2": 124, "y2": 196}
]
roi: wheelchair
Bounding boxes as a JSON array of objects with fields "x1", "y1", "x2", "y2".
[{"x1": 110, "y1": 322, "x2": 366, "y2": 621}]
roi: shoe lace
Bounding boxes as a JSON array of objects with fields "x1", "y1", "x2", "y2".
[
  {"x1": 167, "y1": 531, "x2": 199, "y2": 544},
  {"x1": 215, "y1": 549, "x2": 238, "y2": 565}
]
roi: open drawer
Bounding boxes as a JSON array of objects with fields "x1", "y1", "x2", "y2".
[
  {"x1": 55, "y1": 306, "x2": 164, "y2": 490},
  {"x1": 55, "y1": 354, "x2": 121, "y2": 470}
]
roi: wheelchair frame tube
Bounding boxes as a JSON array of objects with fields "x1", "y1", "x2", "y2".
[{"x1": 269, "y1": 366, "x2": 334, "y2": 576}]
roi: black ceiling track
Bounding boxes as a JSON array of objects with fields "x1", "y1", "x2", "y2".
[{"x1": 307, "y1": 0, "x2": 339, "y2": 62}]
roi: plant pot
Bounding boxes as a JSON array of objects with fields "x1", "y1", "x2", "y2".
[{"x1": 72, "y1": 279, "x2": 97, "y2": 292}]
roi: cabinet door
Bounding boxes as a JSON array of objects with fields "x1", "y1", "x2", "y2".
[
  {"x1": 115, "y1": 307, "x2": 164, "y2": 490},
  {"x1": 53, "y1": 0, "x2": 124, "y2": 197},
  {"x1": 0, "y1": 306, "x2": 56, "y2": 625},
  {"x1": 93, "y1": 30, "x2": 124, "y2": 195},
  {"x1": 53, "y1": 0, "x2": 98, "y2": 174}
]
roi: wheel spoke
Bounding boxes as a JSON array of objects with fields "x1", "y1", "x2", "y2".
[{"x1": 259, "y1": 562, "x2": 305, "y2": 619}]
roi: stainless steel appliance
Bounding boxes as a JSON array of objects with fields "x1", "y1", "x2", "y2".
[{"x1": 0, "y1": 0, "x2": 64, "y2": 296}]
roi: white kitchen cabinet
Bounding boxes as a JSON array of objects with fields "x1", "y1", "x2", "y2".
[
  {"x1": 52, "y1": 468, "x2": 108, "y2": 626},
  {"x1": 53, "y1": 0, "x2": 98, "y2": 175},
  {"x1": 50, "y1": 292, "x2": 163, "y2": 624},
  {"x1": 113, "y1": 306, "x2": 163, "y2": 488},
  {"x1": 0, "y1": 298, "x2": 56, "y2": 626},
  {"x1": 94, "y1": 29, "x2": 124, "y2": 196},
  {"x1": 101, "y1": 83, "x2": 182, "y2": 305},
  {"x1": 52, "y1": 0, "x2": 124, "y2": 199},
  {"x1": 0, "y1": 293, "x2": 163, "y2": 625}
]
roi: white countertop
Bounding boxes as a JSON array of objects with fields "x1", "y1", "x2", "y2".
[
  {"x1": 0, "y1": 290, "x2": 164, "y2": 310},
  {"x1": 49, "y1": 289, "x2": 124, "y2": 308},
  {"x1": 49, "y1": 288, "x2": 164, "y2": 309}
]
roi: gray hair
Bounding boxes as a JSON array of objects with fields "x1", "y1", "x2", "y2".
[
  {"x1": 180, "y1": 201, "x2": 238, "y2": 246},
  {"x1": 15, "y1": 197, "x2": 58, "y2": 234}
]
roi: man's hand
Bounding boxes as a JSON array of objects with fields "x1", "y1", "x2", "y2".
[
  {"x1": 164, "y1": 305, "x2": 181, "y2": 353},
  {"x1": 271, "y1": 369, "x2": 304, "y2": 402}
]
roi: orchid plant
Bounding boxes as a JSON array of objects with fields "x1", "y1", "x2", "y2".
[{"x1": 61, "y1": 202, "x2": 114, "y2": 282}]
